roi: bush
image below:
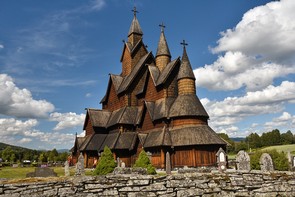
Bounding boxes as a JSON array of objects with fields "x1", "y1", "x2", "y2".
[
  {"x1": 133, "y1": 150, "x2": 156, "y2": 174},
  {"x1": 93, "y1": 146, "x2": 116, "y2": 175},
  {"x1": 250, "y1": 149, "x2": 289, "y2": 171}
]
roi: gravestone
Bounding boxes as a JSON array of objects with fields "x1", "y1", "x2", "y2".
[
  {"x1": 121, "y1": 162, "x2": 125, "y2": 168},
  {"x1": 117, "y1": 157, "x2": 121, "y2": 167},
  {"x1": 236, "y1": 150, "x2": 250, "y2": 171},
  {"x1": 293, "y1": 156, "x2": 295, "y2": 167},
  {"x1": 75, "y1": 153, "x2": 85, "y2": 176},
  {"x1": 216, "y1": 147, "x2": 227, "y2": 172},
  {"x1": 260, "y1": 153, "x2": 274, "y2": 172},
  {"x1": 64, "y1": 161, "x2": 70, "y2": 177},
  {"x1": 166, "y1": 152, "x2": 171, "y2": 175},
  {"x1": 26, "y1": 167, "x2": 57, "y2": 177}
]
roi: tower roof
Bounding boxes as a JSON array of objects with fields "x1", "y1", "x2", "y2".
[
  {"x1": 177, "y1": 40, "x2": 196, "y2": 80},
  {"x1": 128, "y1": 7, "x2": 143, "y2": 36},
  {"x1": 156, "y1": 23, "x2": 171, "y2": 58}
]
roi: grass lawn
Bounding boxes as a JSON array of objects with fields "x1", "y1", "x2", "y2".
[
  {"x1": 260, "y1": 144, "x2": 295, "y2": 154},
  {"x1": 0, "y1": 166, "x2": 93, "y2": 179}
]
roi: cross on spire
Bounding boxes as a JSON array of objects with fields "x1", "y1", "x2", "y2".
[
  {"x1": 132, "y1": 6, "x2": 138, "y2": 17},
  {"x1": 159, "y1": 22, "x2": 166, "y2": 32},
  {"x1": 180, "y1": 40, "x2": 188, "y2": 48}
]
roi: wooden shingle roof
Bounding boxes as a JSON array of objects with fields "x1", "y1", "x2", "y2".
[
  {"x1": 169, "y1": 125, "x2": 226, "y2": 146},
  {"x1": 169, "y1": 95, "x2": 209, "y2": 118}
]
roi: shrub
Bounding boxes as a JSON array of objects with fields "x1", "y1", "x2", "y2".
[
  {"x1": 250, "y1": 149, "x2": 289, "y2": 171},
  {"x1": 93, "y1": 146, "x2": 116, "y2": 175},
  {"x1": 133, "y1": 150, "x2": 156, "y2": 174}
]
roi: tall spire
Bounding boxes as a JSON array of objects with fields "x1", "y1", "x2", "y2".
[
  {"x1": 177, "y1": 40, "x2": 195, "y2": 80},
  {"x1": 156, "y1": 22, "x2": 171, "y2": 58},
  {"x1": 128, "y1": 7, "x2": 143, "y2": 37},
  {"x1": 155, "y1": 22, "x2": 171, "y2": 71}
]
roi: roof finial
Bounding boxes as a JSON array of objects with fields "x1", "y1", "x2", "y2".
[
  {"x1": 180, "y1": 40, "x2": 188, "y2": 48},
  {"x1": 132, "y1": 6, "x2": 138, "y2": 17},
  {"x1": 159, "y1": 22, "x2": 166, "y2": 32}
]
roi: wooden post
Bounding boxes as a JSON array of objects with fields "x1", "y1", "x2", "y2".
[
  {"x1": 83, "y1": 152, "x2": 87, "y2": 168},
  {"x1": 161, "y1": 149, "x2": 165, "y2": 168},
  {"x1": 192, "y1": 148, "x2": 196, "y2": 167}
]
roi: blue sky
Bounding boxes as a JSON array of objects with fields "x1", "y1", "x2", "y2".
[{"x1": 1, "y1": 0, "x2": 295, "y2": 150}]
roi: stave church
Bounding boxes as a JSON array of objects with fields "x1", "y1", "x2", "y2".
[{"x1": 71, "y1": 8, "x2": 226, "y2": 169}]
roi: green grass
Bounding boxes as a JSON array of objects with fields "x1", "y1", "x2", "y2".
[
  {"x1": 260, "y1": 144, "x2": 295, "y2": 154},
  {"x1": 0, "y1": 166, "x2": 93, "y2": 179}
]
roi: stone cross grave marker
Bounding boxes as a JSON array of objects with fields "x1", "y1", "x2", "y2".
[
  {"x1": 64, "y1": 160, "x2": 70, "y2": 177},
  {"x1": 75, "y1": 153, "x2": 85, "y2": 176},
  {"x1": 260, "y1": 153, "x2": 274, "y2": 172},
  {"x1": 236, "y1": 150, "x2": 250, "y2": 171},
  {"x1": 166, "y1": 152, "x2": 171, "y2": 175}
]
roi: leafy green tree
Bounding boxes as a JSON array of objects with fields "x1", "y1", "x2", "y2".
[
  {"x1": 218, "y1": 133, "x2": 235, "y2": 153},
  {"x1": 2, "y1": 146, "x2": 14, "y2": 162},
  {"x1": 133, "y1": 150, "x2": 156, "y2": 174},
  {"x1": 245, "y1": 133, "x2": 261, "y2": 149},
  {"x1": 94, "y1": 146, "x2": 116, "y2": 175},
  {"x1": 235, "y1": 141, "x2": 248, "y2": 152},
  {"x1": 281, "y1": 130, "x2": 294, "y2": 145}
]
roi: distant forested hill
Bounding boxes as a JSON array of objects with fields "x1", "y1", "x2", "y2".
[{"x1": 0, "y1": 142, "x2": 32, "y2": 152}]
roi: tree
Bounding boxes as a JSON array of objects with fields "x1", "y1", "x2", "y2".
[
  {"x1": 133, "y1": 150, "x2": 156, "y2": 174},
  {"x1": 281, "y1": 130, "x2": 294, "y2": 145},
  {"x1": 245, "y1": 133, "x2": 261, "y2": 149},
  {"x1": 218, "y1": 133, "x2": 235, "y2": 153},
  {"x1": 2, "y1": 146, "x2": 14, "y2": 162},
  {"x1": 94, "y1": 146, "x2": 116, "y2": 175}
]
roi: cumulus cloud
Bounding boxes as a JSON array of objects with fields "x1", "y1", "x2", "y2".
[
  {"x1": 90, "y1": 0, "x2": 106, "y2": 11},
  {"x1": 203, "y1": 81, "x2": 295, "y2": 133},
  {"x1": 49, "y1": 112, "x2": 85, "y2": 131},
  {"x1": 0, "y1": 74, "x2": 55, "y2": 118},
  {"x1": 0, "y1": 118, "x2": 38, "y2": 136},
  {"x1": 264, "y1": 112, "x2": 295, "y2": 129},
  {"x1": 195, "y1": 0, "x2": 295, "y2": 91}
]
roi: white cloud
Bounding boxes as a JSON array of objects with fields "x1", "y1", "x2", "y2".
[
  {"x1": 195, "y1": 0, "x2": 295, "y2": 91},
  {"x1": 90, "y1": 0, "x2": 106, "y2": 11},
  {"x1": 264, "y1": 112, "x2": 295, "y2": 129},
  {"x1": 0, "y1": 118, "x2": 38, "y2": 136},
  {"x1": 49, "y1": 112, "x2": 85, "y2": 131},
  {"x1": 0, "y1": 74, "x2": 55, "y2": 118},
  {"x1": 18, "y1": 138, "x2": 33, "y2": 144},
  {"x1": 205, "y1": 81, "x2": 295, "y2": 134},
  {"x1": 0, "y1": 44, "x2": 4, "y2": 49}
]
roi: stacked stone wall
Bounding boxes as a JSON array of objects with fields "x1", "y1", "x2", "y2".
[{"x1": 1, "y1": 171, "x2": 295, "y2": 196}]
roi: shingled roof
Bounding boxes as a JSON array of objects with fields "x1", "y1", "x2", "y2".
[
  {"x1": 177, "y1": 46, "x2": 195, "y2": 80},
  {"x1": 80, "y1": 134, "x2": 107, "y2": 151},
  {"x1": 85, "y1": 109, "x2": 111, "y2": 129},
  {"x1": 128, "y1": 12, "x2": 143, "y2": 36},
  {"x1": 115, "y1": 132, "x2": 137, "y2": 150},
  {"x1": 169, "y1": 95, "x2": 209, "y2": 118},
  {"x1": 156, "y1": 30, "x2": 171, "y2": 58},
  {"x1": 156, "y1": 58, "x2": 180, "y2": 85},
  {"x1": 143, "y1": 126, "x2": 172, "y2": 148},
  {"x1": 118, "y1": 52, "x2": 152, "y2": 94},
  {"x1": 169, "y1": 125, "x2": 226, "y2": 146},
  {"x1": 107, "y1": 106, "x2": 143, "y2": 128}
]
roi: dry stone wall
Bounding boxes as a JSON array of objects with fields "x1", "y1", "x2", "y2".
[{"x1": 1, "y1": 170, "x2": 295, "y2": 197}]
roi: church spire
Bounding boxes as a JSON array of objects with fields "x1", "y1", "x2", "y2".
[
  {"x1": 155, "y1": 22, "x2": 171, "y2": 71},
  {"x1": 178, "y1": 40, "x2": 196, "y2": 95},
  {"x1": 128, "y1": 7, "x2": 143, "y2": 45}
]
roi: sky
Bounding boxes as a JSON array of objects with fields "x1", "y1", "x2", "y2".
[{"x1": 1, "y1": 0, "x2": 295, "y2": 150}]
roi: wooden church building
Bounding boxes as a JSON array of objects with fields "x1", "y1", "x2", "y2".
[{"x1": 71, "y1": 8, "x2": 226, "y2": 168}]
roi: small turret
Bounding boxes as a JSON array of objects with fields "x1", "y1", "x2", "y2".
[
  {"x1": 128, "y1": 7, "x2": 143, "y2": 46},
  {"x1": 155, "y1": 23, "x2": 171, "y2": 71},
  {"x1": 177, "y1": 40, "x2": 196, "y2": 95}
]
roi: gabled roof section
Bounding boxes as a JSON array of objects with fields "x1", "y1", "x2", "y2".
[
  {"x1": 110, "y1": 74, "x2": 124, "y2": 92},
  {"x1": 120, "y1": 39, "x2": 148, "y2": 62},
  {"x1": 156, "y1": 58, "x2": 180, "y2": 86},
  {"x1": 169, "y1": 95, "x2": 209, "y2": 118},
  {"x1": 100, "y1": 74, "x2": 124, "y2": 104},
  {"x1": 145, "y1": 101, "x2": 155, "y2": 120},
  {"x1": 114, "y1": 132, "x2": 137, "y2": 150},
  {"x1": 147, "y1": 63, "x2": 160, "y2": 86},
  {"x1": 99, "y1": 132, "x2": 120, "y2": 152},
  {"x1": 177, "y1": 46, "x2": 195, "y2": 80},
  {"x1": 153, "y1": 98, "x2": 175, "y2": 120},
  {"x1": 79, "y1": 135, "x2": 93, "y2": 151},
  {"x1": 143, "y1": 126, "x2": 172, "y2": 148},
  {"x1": 118, "y1": 52, "x2": 153, "y2": 94},
  {"x1": 80, "y1": 134, "x2": 108, "y2": 151},
  {"x1": 156, "y1": 30, "x2": 171, "y2": 58},
  {"x1": 135, "y1": 70, "x2": 148, "y2": 96},
  {"x1": 83, "y1": 108, "x2": 111, "y2": 129},
  {"x1": 107, "y1": 106, "x2": 143, "y2": 128}
]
